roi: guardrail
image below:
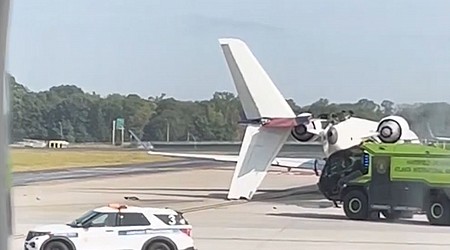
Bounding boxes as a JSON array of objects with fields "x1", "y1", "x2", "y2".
[{"x1": 9, "y1": 141, "x2": 326, "y2": 158}]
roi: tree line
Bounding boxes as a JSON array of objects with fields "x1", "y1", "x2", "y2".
[{"x1": 8, "y1": 73, "x2": 450, "y2": 143}]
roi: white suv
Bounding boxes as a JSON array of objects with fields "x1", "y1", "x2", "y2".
[{"x1": 24, "y1": 204, "x2": 195, "y2": 250}]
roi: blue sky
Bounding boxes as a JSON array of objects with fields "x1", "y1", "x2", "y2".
[{"x1": 5, "y1": 0, "x2": 450, "y2": 105}]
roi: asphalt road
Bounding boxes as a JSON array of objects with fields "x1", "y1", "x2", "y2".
[
  {"x1": 11, "y1": 142, "x2": 325, "y2": 187},
  {"x1": 11, "y1": 164, "x2": 450, "y2": 250},
  {"x1": 12, "y1": 159, "x2": 224, "y2": 186}
]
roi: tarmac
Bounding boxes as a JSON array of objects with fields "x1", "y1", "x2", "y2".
[{"x1": 9, "y1": 161, "x2": 450, "y2": 250}]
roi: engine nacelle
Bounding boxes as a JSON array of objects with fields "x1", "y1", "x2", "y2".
[
  {"x1": 291, "y1": 112, "x2": 318, "y2": 142},
  {"x1": 326, "y1": 126, "x2": 338, "y2": 145},
  {"x1": 291, "y1": 124, "x2": 315, "y2": 142},
  {"x1": 376, "y1": 115, "x2": 411, "y2": 143}
]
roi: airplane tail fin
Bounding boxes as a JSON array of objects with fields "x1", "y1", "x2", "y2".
[
  {"x1": 427, "y1": 123, "x2": 436, "y2": 139},
  {"x1": 219, "y1": 38, "x2": 296, "y2": 200},
  {"x1": 219, "y1": 38, "x2": 295, "y2": 120},
  {"x1": 427, "y1": 123, "x2": 450, "y2": 142}
]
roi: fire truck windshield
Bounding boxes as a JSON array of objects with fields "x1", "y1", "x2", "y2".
[{"x1": 318, "y1": 145, "x2": 366, "y2": 201}]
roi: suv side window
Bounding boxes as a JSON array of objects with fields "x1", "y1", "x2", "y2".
[
  {"x1": 88, "y1": 213, "x2": 117, "y2": 227},
  {"x1": 118, "y1": 213, "x2": 150, "y2": 226}
]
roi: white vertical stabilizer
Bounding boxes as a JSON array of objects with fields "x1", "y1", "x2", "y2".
[
  {"x1": 219, "y1": 38, "x2": 296, "y2": 200},
  {"x1": 219, "y1": 38, "x2": 295, "y2": 120}
]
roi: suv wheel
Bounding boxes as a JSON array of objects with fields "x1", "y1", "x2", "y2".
[
  {"x1": 427, "y1": 195, "x2": 450, "y2": 225},
  {"x1": 343, "y1": 190, "x2": 368, "y2": 220},
  {"x1": 147, "y1": 241, "x2": 172, "y2": 250},
  {"x1": 43, "y1": 241, "x2": 70, "y2": 250}
]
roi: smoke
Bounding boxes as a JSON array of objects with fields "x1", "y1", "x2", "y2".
[{"x1": 395, "y1": 102, "x2": 450, "y2": 139}]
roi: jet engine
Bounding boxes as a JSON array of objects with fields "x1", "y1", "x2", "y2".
[
  {"x1": 291, "y1": 123, "x2": 315, "y2": 141},
  {"x1": 291, "y1": 112, "x2": 342, "y2": 144},
  {"x1": 326, "y1": 125, "x2": 338, "y2": 145},
  {"x1": 291, "y1": 112, "x2": 318, "y2": 142},
  {"x1": 376, "y1": 115, "x2": 410, "y2": 143}
]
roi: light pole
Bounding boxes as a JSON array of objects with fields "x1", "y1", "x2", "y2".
[
  {"x1": 166, "y1": 119, "x2": 170, "y2": 142},
  {"x1": 59, "y1": 121, "x2": 63, "y2": 139},
  {"x1": 112, "y1": 119, "x2": 116, "y2": 145}
]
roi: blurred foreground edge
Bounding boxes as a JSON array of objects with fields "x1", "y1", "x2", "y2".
[{"x1": 0, "y1": 0, "x2": 13, "y2": 249}]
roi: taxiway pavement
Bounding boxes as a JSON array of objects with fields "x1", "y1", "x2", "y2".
[{"x1": 10, "y1": 162, "x2": 450, "y2": 250}]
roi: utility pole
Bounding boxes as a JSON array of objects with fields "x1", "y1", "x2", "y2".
[
  {"x1": 121, "y1": 127, "x2": 124, "y2": 145},
  {"x1": 0, "y1": 1, "x2": 12, "y2": 249},
  {"x1": 59, "y1": 121, "x2": 63, "y2": 139},
  {"x1": 112, "y1": 120, "x2": 116, "y2": 145}
]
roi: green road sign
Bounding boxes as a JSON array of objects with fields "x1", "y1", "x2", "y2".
[{"x1": 116, "y1": 118, "x2": 125, "y2": 130}]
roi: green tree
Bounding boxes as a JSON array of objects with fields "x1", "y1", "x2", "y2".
[{"x1": 7, "y1": 72, "x2": 450, "y2": 142}]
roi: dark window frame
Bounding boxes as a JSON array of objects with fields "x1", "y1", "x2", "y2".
[{"x1": 117, "y1": 212, "x2": 151, "y2": 227}]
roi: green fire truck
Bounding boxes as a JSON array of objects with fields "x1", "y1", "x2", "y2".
[{"x1": 317, "y1": 141, "x2": 450, "y2": 225}]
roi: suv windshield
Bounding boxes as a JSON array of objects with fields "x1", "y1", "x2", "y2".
[{"x1": 67, "y1": 210, "x2": 99, "y2": 227}]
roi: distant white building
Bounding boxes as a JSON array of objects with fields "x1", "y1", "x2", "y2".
[
  {"x1": 12, "y1": 139, "x2": 70, "y2": 149},
  {"x1": 47, "y1": 140, "x2": 69, "y2": 148}
]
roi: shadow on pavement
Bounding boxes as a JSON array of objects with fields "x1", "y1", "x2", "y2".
[
  {"x1": 267, "y1": 212, "x2": 432, "y2": 226},
  {"x1": 73, "y1": 184, "x2": 332, "y2": 209}
]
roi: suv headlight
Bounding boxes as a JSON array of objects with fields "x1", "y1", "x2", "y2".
[{"x1": 26, "y1": 231, "x2": 50, "y2": 241}]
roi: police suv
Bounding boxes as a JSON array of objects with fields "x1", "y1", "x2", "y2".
[{"x1": 24, "y1": 204, "x2": 195, "y2": 250}]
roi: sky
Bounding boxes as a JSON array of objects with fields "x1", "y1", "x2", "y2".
[{"x1": 5, "y1": 0, "x2": 450, "y2": 106}]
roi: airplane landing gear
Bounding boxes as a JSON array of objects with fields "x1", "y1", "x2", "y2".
[
  {"x1": 333, "y1": 200, "x2": 341, "y2": 208},
  {"x1": 314, "y1": 159, "x2": 319, "y2": 176}
]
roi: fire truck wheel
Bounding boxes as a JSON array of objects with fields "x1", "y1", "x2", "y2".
[{"x1": 343, "y1": 189, "x2": 369, "y2": 220}]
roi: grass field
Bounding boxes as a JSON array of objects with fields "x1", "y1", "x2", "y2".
[{"x1": 10, "y1": 148, "x2": 176, "y2": 172}]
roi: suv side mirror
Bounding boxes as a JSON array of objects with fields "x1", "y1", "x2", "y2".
[{"x1": 82, "y1": 221, "x2": 92, "y2": 228}]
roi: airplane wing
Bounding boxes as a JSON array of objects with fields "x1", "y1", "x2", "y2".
[
  {"x1": 148, "y1": 125, "x2": 324, "y2": 200},
  {"x1": 148, "y1": 150, "x2": 322, "y2": 170},
  {"x1": 427, "y1": 123, "x2": 450, "y2": 142}
]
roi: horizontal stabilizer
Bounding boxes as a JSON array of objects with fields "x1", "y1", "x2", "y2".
[{"x1": 219, "y1": 38, "x2": 295, "y2": 120}]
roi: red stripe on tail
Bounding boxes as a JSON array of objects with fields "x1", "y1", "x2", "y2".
[{"x1": 263, "y1": 118, "x2": 297, "y2": 128}]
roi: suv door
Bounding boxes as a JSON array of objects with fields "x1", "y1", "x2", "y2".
[
  {"x1": 114, "y1": 212, "x2": 152, "y2": 250},
  {"x1": 81, "y1": 212, "x2": 118, "y2": 250}
]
